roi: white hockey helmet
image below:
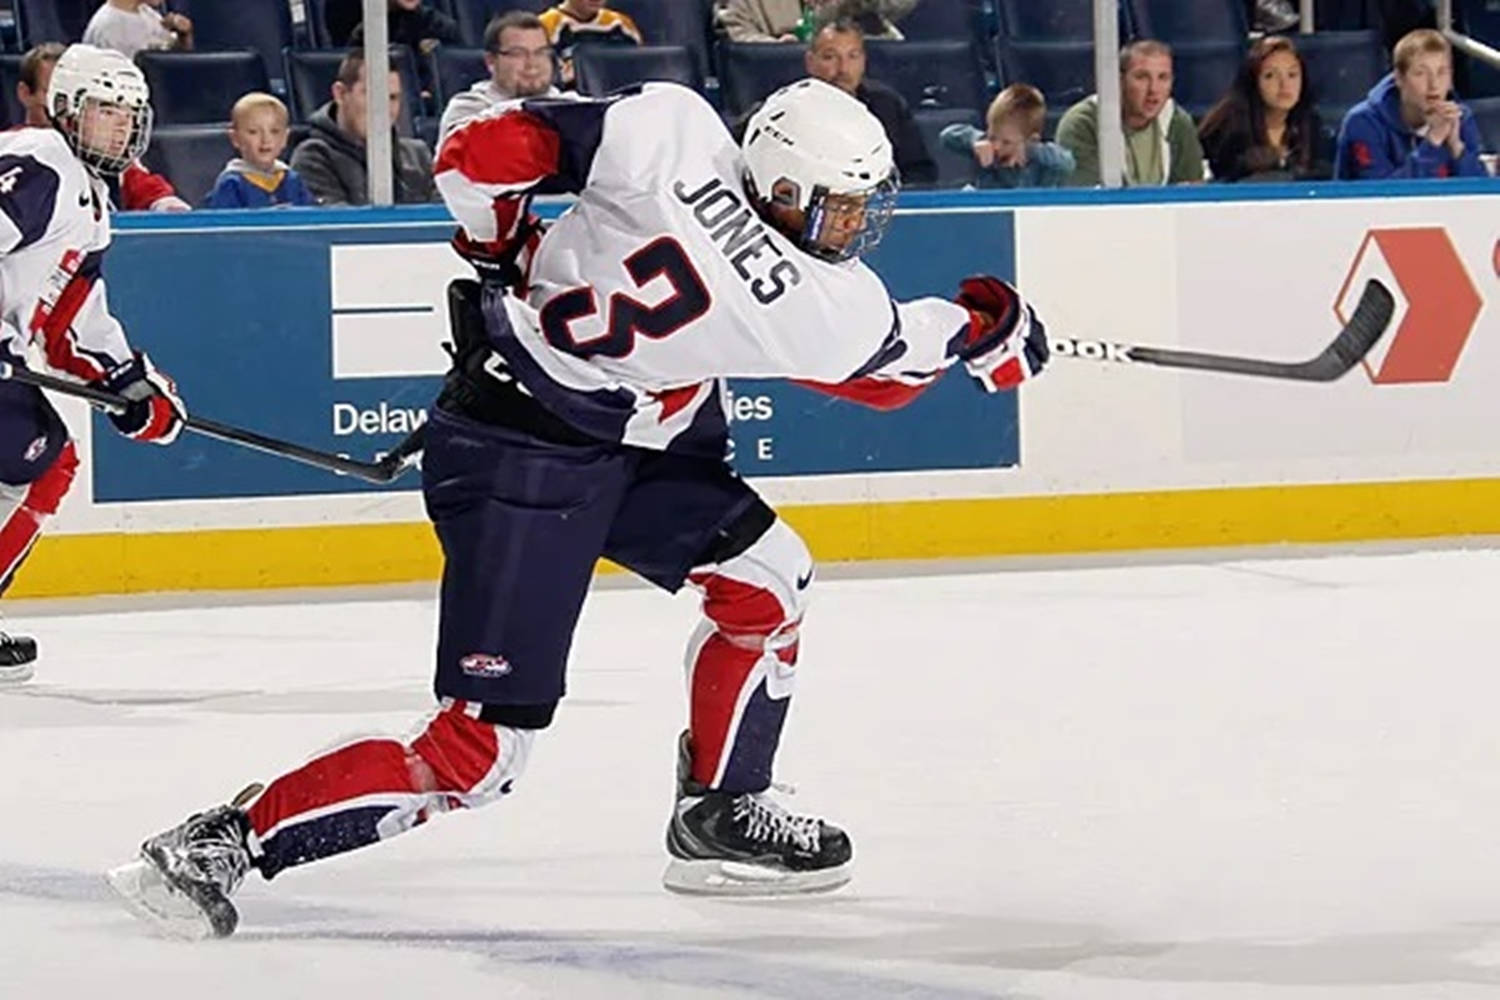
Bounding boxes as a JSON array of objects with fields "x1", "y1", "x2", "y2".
[
  {"x1": 46, "y1": 44, "x2": 153, "y2": 177},
  {"x1": 741, "y1": 77, "x2": 899, "y2": 263}
]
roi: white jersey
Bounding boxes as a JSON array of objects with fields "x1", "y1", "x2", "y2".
[
  {"x1": 435, "y1": 83, "x2": 982, "y2": 455},
  {"x1": 0, "y1": 128, "x2": 133, "y2": 385}
]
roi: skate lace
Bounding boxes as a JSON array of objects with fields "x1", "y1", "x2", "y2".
[
  {"x1": 731, "y1": 791, "x2": 821, "y2": 852},
  {"x1": 180, "y1": 809, "x2": 251, "y2": 896}
]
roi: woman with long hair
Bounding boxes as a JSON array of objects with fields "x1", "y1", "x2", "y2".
[{"x1": 1199, "y1": 35, "x2": 1334, "y2": 181}]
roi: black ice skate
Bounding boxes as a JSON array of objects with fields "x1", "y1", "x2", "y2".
[
  {"x1": 107, "y1": 785, "x2": 261, "y2": 940},
  {"x1": 663, "y1": 732, "x2": 853, "y2": 896},
  {"x1": 0, "y1": 630, "x2": 37, "y2": 683}
]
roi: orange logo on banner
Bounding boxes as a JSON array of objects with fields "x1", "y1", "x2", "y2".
[{"x1": 1335, "y1": 228, "x2": 1482, "y2": 384}]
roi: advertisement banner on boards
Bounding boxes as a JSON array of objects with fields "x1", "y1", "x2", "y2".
[
  {"x1": 95, "y1": 210, "x2": 1021, "y2": 502},
  {"x1": 1172, "y1": 196, "x2": 1496, "y2": 464}
]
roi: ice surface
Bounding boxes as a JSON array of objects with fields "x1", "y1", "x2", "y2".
[{"x1": 6, "y1": 549, "x2": 1500, "y2": 998}]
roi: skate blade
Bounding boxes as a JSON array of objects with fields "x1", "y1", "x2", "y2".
[
  {"x1": 105, "y1": 858, "x2": 216, "y2": 941},
  {"x1": 662, "y1": 858, "x2": 852, "y2": 897},
  {"x1": 0, "y1": 662, "x2": 35, "y2": 683}
]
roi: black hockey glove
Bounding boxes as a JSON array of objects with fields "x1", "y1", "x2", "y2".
[{"x1": 97, "y1": 351, "x2": 187, "y2": 445}]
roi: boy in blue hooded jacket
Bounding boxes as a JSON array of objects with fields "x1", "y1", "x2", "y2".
[{"x1": 1335, "y1": 28, "x2": 1487, "y2": 180}]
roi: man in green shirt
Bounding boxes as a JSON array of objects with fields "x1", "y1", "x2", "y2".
[{"x1": 1057, "y1": 39, "x2": 1205, "y2": 187}]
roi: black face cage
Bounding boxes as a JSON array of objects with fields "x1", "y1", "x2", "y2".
[{"x1": 798, "y1": 173, "x2": 901, "y2": 264}]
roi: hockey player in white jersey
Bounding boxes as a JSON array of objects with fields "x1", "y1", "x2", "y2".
[
  {"x1": 111, "y1": 78, "x2": 1047, "y2": 939},
  {"x1": 0, "y1": 44, "x2": 184, "y2": 682}
]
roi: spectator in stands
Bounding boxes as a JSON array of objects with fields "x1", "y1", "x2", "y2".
[
  {"x1": 940, "y1": 84, "x2": 1074, "y2": 188},
  {"x1": 290, "y1": 49, "x2": 438, "y2": 206},
  {"x1": 719, "y1": 0, "x2": 916, "y2": 42},
  {"x1": 83, "y1": 0, "x2": 192, "y2": 60},
  {"x1": 351, "y1": 0, "x2": 462, "y2": 56},
  {"x1": 440, "y1": 12, "x2": 559, "y2": 140},
  {"x1": 540, "y1": 1, "x2": 643, "y2": 88},
  {"x1": 204, "y1": 94, "x2": 316, "y2": 209},
  {"x1": 1199, "y1": 36, "x2": 1333, "y2": 182},
  {"x1": 1334, "y1": 28, "x2": 1486, "y2": 179},
  {"x1": 1057, "y1": 40, "x2": 1204, "y2": 187},
  {"x1": 17, "y1": 41, "x2": 190, "y2": 212},
  {"x1": 324, "y1": 0, "x2": 364, "y2": 47},
  {"x1": 350, "y1": 0, "x2": 463, "y2": 101},
  {"x1": 804, "y1": 18, "x2": 936, "y2": 185}
]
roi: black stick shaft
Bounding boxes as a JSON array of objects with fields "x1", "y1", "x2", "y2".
[{"x1": 0, "y1": 363, "x2": 415, "y2": 485}]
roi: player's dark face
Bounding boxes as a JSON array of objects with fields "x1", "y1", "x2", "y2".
[{"x1": 813, "y1": 193, "x2": 868, "y2": 253}]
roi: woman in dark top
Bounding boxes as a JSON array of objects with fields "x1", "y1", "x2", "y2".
[{"x1": 1199, "y1": 35, "x2": 1334, "y2": 182}]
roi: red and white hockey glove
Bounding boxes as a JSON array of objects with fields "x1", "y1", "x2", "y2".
[
  {"x1": 451, "y1": 214, "x2": 545, "y2": 292},
  {"x1": 954, "y1": 275, "x2": 1050, "y2": 392},
  {"x1": 97, "y1": 351, "x2": 186, "y2": 445}
]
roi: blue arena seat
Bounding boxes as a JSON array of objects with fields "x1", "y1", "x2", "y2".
[
  {"x1": 0, "y1": 54, "x2": 25, "y2": 127},
  {"x1": 995, "y1": 39, "x2": 1096, "y2": 109},
  {"x1": 912, "y1": 106, "x2": 981, "y2": 188},
  {"x1": 1170, "y1": 41, "x2": 1248, "y2": 117},
  {"x1": 174, "y1": 0, "x2": 306, "y2": 94},
  {"x1": 995, "y1": 0, "x2": 1120, "y2": 41},
  {"x1": 429, "y1": 46, "x2": 488, "y2": 108},
  {"x1": 14, "y1": 0, "x2": 65, "y2": 47},
  {"x1": 141, "y1": 124, "x2": 233, "y2": 207},
  {"x1": 717, "y1": 42, "x2": 806, "y2": 118},
  {"x1": 134, "y1": 50, "x2": 271, "y2": 126},
  {"x1": 446, "y1": 0, "x2": 551, "y2": 49},
  {"x1": 1294, "y1": 30, "x2": 1388, "y2": 106},
  {"x1": 1467, "y1": 96, "x2": 1500, "y2": 154},
  {"x1": 575, "y1": 44, "x2": 702, "y2": 98},
  {"x1": 609, "y1": 0, "x2": 711, "y2": 80},
  {"x1": 892, "y1": 0, "x2": 983, "y2": 40},
  {"x1": 284, "y1": 47, "x2": 422, "y2": 136},
  {"x1": 864, "y1": 39, "x2": 988, "y2": 111},
  {"x1": 1128, "y1": 0, "x2": 1248, "y2": 44}
]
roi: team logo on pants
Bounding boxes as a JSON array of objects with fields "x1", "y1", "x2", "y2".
[
  {"x1": 23, "y1": 434, "x2": 47, "y2": 462},
  {"x1": 459, "y1": 653, "x2": 512, "y2": 678}
]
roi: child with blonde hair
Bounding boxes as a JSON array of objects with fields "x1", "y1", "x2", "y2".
[
  {"x1": 941, "y1": 84, "x2": 1075, "y2": 188},
  {"x1": 205, "y1": 93, "x2": 317, "y2": 208}
]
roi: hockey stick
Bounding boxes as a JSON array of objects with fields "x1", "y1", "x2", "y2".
[
  {"x1": 0, "y1": 363, "x2": 423, "y2": 485},
  {"x1": 1050, "y1": 278, "x2": 1395, "y2": 382}
]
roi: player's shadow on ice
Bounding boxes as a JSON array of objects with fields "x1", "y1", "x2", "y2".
[{"x1": 7, "y1": 863, "x2": 1500, "y2": 993}]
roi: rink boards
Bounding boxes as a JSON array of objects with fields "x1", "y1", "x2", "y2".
[{"x1": 21, "y1": 180, "x2": 1500, "y2": 596}]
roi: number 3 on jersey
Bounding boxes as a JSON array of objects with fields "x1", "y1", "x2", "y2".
[{"x1": 540, "y1": 236, "x2": 711, "y2": 361}]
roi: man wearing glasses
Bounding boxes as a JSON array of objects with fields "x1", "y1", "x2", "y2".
[{"x1": 440, "y1": 11, "x2": 560, "y2": 140}]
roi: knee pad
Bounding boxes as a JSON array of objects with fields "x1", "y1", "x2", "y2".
[
  {"x1": 406, "y1": 700, "x2": 535, "y2": 809},
  {"x1": 688, "y1": 517, "x2": 811, "y2": 649}
]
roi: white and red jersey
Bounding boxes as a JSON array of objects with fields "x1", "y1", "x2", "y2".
[
  {"x1": 435, "y1": 82, "x2": 987, "y2": 456},
  {"x1": 0, "y1": 128, "x2": 134, "y2": 383}
]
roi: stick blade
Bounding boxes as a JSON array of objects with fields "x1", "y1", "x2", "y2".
[{"x1": 1301, "y1": 278, "x2": 1396, "y2": 381}]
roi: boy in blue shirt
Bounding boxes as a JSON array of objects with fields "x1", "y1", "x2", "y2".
[
  {"x1": 1335, "y1": 28, "x2": 1487, "y2": 180},
  {"x1": 205, "y1": 93, "x2": 317, "y2": 208},
  {"x1": 941, "y1": 84, "x2": 1075, "y2": 189}
]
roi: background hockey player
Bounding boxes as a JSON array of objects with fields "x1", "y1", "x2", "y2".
[
  {"x1": 0, "y1": 44, "x2": 185, "y2": 683},
  {"x1": 111, "y1": 77, "x2": 1048, "y2": 939}
]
